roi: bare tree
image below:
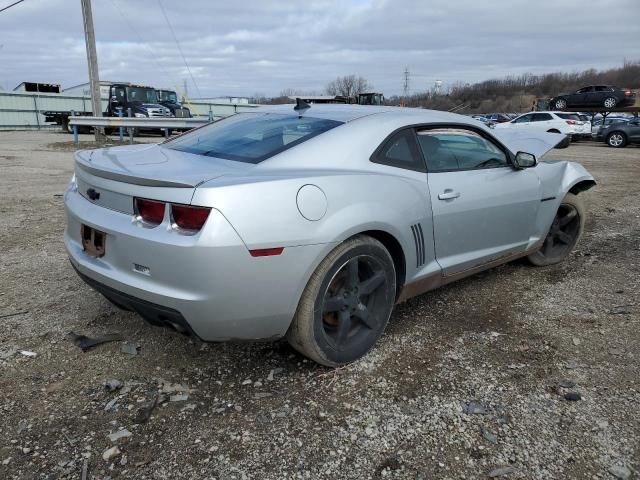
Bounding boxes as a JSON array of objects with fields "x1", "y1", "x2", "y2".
[
  {"x1": 388, "y1": 60, "x2": 640, "y2": 114},
  {"x1": 325, "y1": 75, "x2": 373, "y2": 97}
]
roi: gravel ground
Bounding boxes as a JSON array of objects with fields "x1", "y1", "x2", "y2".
[{"x1": 0, "y1": 131, "x2": 638, "y2": 480}]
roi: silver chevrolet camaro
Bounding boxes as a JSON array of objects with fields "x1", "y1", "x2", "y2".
[{"x1": 64, "y1": 104, "x2": 595, "y2": 366}]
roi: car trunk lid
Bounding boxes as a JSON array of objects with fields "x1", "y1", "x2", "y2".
[{"x1": 74, "y1": 143, "x2": 251, "y2": 213}]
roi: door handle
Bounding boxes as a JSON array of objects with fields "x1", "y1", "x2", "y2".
[{"x1": 438, "y1": 190, "x2": 460, "y2": 200}]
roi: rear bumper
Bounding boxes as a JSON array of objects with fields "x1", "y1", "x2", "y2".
[
  {"x1": 73, "y1": 263, "x2": 198, "y2": 337},
  {"x1": 64, "y1": 183, "x2": 334, "y2": 341}
]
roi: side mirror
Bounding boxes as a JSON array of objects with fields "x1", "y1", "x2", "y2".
[{"x1": 513, "y1": 151, "x2": 537, "y2": 169}]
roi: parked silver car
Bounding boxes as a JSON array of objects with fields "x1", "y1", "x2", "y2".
[{"x1": 64, "y1": 105, "x2": 595, "y2": 366}]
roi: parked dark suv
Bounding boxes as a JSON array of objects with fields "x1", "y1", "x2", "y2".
[
  {"x1": 550, "y1": 85, "x2": 636, "y2": 110},
  {"x1": 597, "y1": 117, "x2": 640, "y2": 148}
]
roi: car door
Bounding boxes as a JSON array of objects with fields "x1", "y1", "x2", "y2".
[
  {"x1": 532, "y1": 112, "x2": 555, "y2": 131},
  {"x1": 627, "y1": 119, "x2": 640, "y2": 141},
  {"x1": 586, "y1": 86, "x2": 607, "y2": 106},
  {"x1": 510, "y1": 113, "x2": 534, "y2": 129},
  {"x1": 416, "y1": 127, "x2": 541, "y2": 275},
  {"x1": 570, "y1": 87, "x2": 592, "y2": 107}
]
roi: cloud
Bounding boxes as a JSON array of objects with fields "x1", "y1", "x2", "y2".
[{"x1": 0, "y1": 0, "x2": 638, "y2": 96}]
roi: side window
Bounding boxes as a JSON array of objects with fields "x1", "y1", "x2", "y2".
[
  {"x1": 594, "y1": 86, "x2": 611, "y2": 92},
  {"x1": 532, "y1": 113, "x2": 553, "y2": 121},
  {"x1": 417, "y1": 128, "x2": 508, "y2": 172},
  {"x1": 112, "y1": 87, "x2": 125, "y2": 101},
  {"x1": 513, "y1": 114, "x2": 533, "y2": 123},
  {"x1": 371, "y1": 129, "x2": 425, "y2": 172}
]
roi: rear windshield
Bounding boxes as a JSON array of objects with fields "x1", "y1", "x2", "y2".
[
  {"x1": 165, "y1": 113, "x2": 343, "y2": 163},
  {"x1": 555, "y1": 113, "x2": 581, "y2": 120}
]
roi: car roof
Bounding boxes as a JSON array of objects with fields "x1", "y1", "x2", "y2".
[{"x1": 256, "y1": 104, "x2": 472, "y2": 124}]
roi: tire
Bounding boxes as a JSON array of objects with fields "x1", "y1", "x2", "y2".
[
  {"x1": 553, "y1": 98, "x2": 567, "y2": 110},
  {"x1": 603, "y1": 97, "x2": 617, "y2": 109},
  {"x1": 287, "y1": 235, "x2": 396, "y2": 366},
  {"x1": 606, "y1": 131, "x2": 627, "y2": 148},
  {"x1": 528, "y1": 192, "x2": 585, "y2": 267},
  {"x1": 63, "y1": 118, "x2": 73, "y2": 134}
]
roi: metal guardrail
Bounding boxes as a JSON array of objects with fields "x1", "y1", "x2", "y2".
[
  {"x1": 0, "y1": 90, "x2": 261, "y2": 130},
  {"x1": 69, "y1": 116, "x2": 210, "y2": 129},
  {"x1": 68, "y1": 116, "x2": 212, "y2": 145}
]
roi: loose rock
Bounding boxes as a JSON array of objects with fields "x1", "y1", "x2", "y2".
[
  {"x1": 104, "y1": 379, "x2": 123, "y2": 392},
  {"x1": 564, "y1": 392, "x2": 582, "y2": 401},
  {"x1": 488, "y1": 466, "x2": 515, "y2": 477},
  {"x1": 102, "y1": 446, "x2": 121, "y2": 461},
  {"x1": 608, "y1": 465, "x2": 632, "y2": 480},
  {"x1": 107, "y1": 429, "x2": 132, "y2": 443},
  {"x1": 121, "y1": 343, "x2": 139, "y2": 355},
  {"x1": 463, "y1": 401, "x2": 487, "y2": 415},
  {"x1": 481, "y1": 427, "x2": 498, "y2": 444}
]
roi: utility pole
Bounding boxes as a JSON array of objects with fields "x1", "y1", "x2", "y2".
[{"x1": 80, "y1": 0, "x2": 104, "y2": 143}]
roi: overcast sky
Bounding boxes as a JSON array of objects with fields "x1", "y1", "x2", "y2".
[{"x1": 1, "y1": 0, "x2": 639, "y2": 97}]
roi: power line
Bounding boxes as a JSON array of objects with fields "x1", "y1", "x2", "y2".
[
  {"x1": 157, "y1": 0, "x2": 202, "y2": 98},
  {"x1": 110, "y1": 0, "x2": 180, "y2": 91},
  {"x1": 0, "y1": 0, "x2": 24, "y2": 14}
]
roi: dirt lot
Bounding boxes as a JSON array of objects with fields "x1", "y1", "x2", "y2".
[{"x1": 0, "y1": 131, "x2": 638, "y2": 480}]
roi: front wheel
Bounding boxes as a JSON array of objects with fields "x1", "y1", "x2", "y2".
[
  {"x1": 63, "y1": 118, "x2": 73, "y2": 134},
  {"x1": 287, "y1": 235, "x2": 396, "y2": 366},
  {"x1": 528, "y1": 193, "x2": 585, "y2": 266},
  {"x1": 603, "y1": 97, "x2": 617, "y2": 109},
  {"x1": 553, "y1": 98, "x2": 567, "y2": 110}
]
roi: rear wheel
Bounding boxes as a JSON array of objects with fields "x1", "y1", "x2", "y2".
[
  {"x1": 528, "y1": 193, "x2": 585, "y2": 266},
  {"x1": 553, "y1": 98, "x2": 567, "y2": 110},
  {"x1": 603, "y1": 97, "x2": 617, "y2": 109},
  {"x1": 287, "y1": 235, "x2": 396, "y2": 366},
  {"x1": 606, "y1": 132, "x2": 627, "y2": 148}
]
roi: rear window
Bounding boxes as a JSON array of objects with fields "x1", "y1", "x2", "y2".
[
  {"x1": 556, "y1": 113, "x2": 581, "y2": 120},
  {"x1": 166, "y1": 113, "x2": 342, "y2": 163}
]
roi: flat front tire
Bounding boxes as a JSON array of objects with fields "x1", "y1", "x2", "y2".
[
  {"x1": 528, "y1": 193, "x2": 585, "y2": 266},
  {"x1": 287, "y1": 235, "x2": 396, "y2": 367}
]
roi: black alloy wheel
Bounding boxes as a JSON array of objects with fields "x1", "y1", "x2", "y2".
[
  {"x1": 528, "y1": 192, "x2": 585, "y2": 267},
  {"x1": 287, "y1": 235, "x2": 396, "y2": 366},
  {"x1": 321, "y1": 256, "x2": 387, "y2": 349},
  {"x1": 540, "y1": 203, "x2": 580, "y2": 258}
]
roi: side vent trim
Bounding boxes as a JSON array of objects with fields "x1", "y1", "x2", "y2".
[{"x1": 410, "y1": 223, "x2": 425, "y2": 268}]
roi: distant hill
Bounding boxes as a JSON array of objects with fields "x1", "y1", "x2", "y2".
[{"x1": 389, "y1": 60, "x2": 640, "y2": 113}]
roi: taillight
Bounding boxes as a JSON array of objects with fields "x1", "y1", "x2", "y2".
[
  {"x1": 171, "y1": 204, "x2": 211, "y2": 231},
  {"x1": 565, "y1": 120, "x2": 576, "y2": 125},
  {"x1": 624, "y1": 90, "x2": 632, "y2": 96},
  {"x1": 135, "y1": 198, "x2": 165, "y2": 225}
]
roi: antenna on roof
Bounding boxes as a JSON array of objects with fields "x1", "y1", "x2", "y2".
[{"x1": 294, "y1": 97, "x2": 311, "y2": 112}]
